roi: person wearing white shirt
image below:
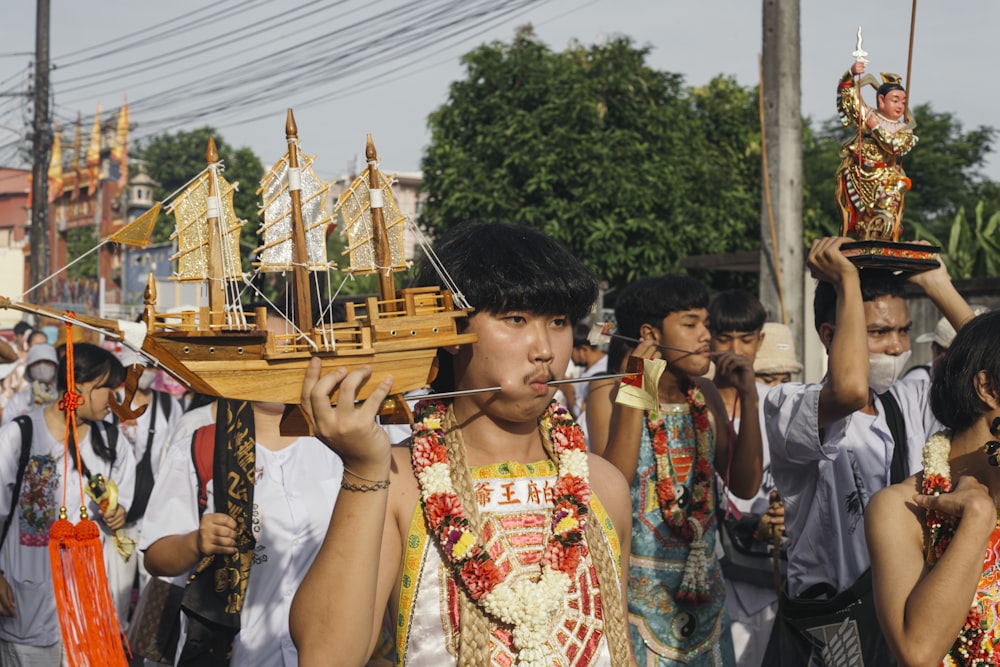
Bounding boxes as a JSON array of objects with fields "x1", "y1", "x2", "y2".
[
  {"x1": 116, "y1": 356, "x2": 183, "y2": 604},
  {"x1": 569, "y1": 324, "x2": 608, "y2": 450},
  {"x1": 707, "y1": 289, "x2": 784, "y2": 667},
  {"x1": 1, "y1": 344, "x2": 59, "y2": 427},
  {"x1": 0, "y1": 343, "x2": 134, "y2": 666},
  {"x1": 762, "y1": 237, "x2": 973, "y2": 665},
  {"x1": 139, "y1": 399, "x2": 343, "y2": 667}
]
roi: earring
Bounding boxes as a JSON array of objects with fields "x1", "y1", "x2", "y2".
[{"x1": 985, "y1": 416, "x2": 1000, "y2": 467}]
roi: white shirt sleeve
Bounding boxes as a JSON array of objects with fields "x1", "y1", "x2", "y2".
[
  {"x1": 765, "y1": 381, "x2": 850, "y2": 466},
  {"x1": 138, "y1": 429, "x2": 200, "y2": 553}
]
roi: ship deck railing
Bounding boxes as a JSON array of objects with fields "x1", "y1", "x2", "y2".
[
  {"x1": 343, "y1": 286, "x2": 457, "y2": 321},
  {"x1": 268, "y1": 322, "x2": 371, "y2": 354}
]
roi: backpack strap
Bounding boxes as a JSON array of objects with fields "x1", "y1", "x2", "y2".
[
  {"x1": 126, "y1": 395, "x2": 159, "y2": 524},
  {"x1": 158, "y1": 391, "x2": 173, "y2": 423},
  {"x1": 104, "y1": 418, "x2": 118, "y2": 462},
  {"x1": 190, "y1": 423, "x2": 216, "y2": 517},
  {"x1": 1, "y1": 416, "x2": 34, "y2": 551},
  {"x1": 878, "y1": 389, "x2": 908, "y2": 484}
]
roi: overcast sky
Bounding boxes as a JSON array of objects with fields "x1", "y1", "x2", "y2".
[{"x1": 2, "y1": 0, "x2": 997, "y2": 183}]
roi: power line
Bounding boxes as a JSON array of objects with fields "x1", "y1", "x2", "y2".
[{"x1": 3, "y1": 0, "x2": 554, "y2": 167}]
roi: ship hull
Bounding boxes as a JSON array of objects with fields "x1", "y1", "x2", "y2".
[{"x1": 142, "y1": 328, "x2": 474, "y2": 405}]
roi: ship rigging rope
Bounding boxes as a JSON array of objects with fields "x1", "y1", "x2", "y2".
[
  {"x1": 408, "y1": 221, "x2": 469, "y2": 310},
  {"x1": 238, "y1": 269, "x2": 321, "y2": 352},
  {"x1": 208, "y1": 162, "x2": 248, "y2": 329},
  {"x1": 17, "y1": 242, "x2": 108, "y2": 302}
]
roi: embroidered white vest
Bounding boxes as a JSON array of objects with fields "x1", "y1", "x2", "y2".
[{"x1": 395, "y1": 459, "x2": 618, "y2": 667}]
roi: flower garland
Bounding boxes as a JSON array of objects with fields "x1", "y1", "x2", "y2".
[
  {"x1": 645, "y1": 377, "x2": 713, "y2": 601},
  {"x1": 921, "y1": 431, "x2": 996, "y2": 666},
  {"x1": 410, "y1": 399, "x2": 590, "y2": 667}
]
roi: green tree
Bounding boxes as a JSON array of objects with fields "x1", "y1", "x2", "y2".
[
  {"x1": 912, "y1": 201, "x2": 1000, "y2": 279},
  {"x1": 420, "y1": 28, "x2": 761, "y2": 293},
  {"x1": 136, "y1": 127, "x2": 264, "y2": 266},
  {"x1": 66, "y1": 226, "x2": 97, "y2": 279}
]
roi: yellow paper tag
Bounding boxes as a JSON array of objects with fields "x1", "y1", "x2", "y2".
[{"x1": 614, "y1": 357, "x2": 666, "y2": 412}]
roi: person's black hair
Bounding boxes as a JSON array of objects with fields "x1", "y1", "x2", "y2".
[
  {"x1": 930, "y1": 311, "x2": 1000, "y2": 434},
  {"x1": 57, "y1": 342, "x2": 126, "y2": 393},
  {"x1": 415, "y1": 222, "x2": 598, "y2": 324},
  {"x1": 613, "y1": 275, "x2": 708, "y2": 340},
  {"x1": 56, "y1": 343, "x2": 126, "y2": 467},
  {"x1": 414, "y1": 222, "x2": 598, "y2": 393},
  {"x1": 13, "y1": 321, "x2": 32, "y2": 337},
  {"x1": 813, "y1": 269, "x2": 906, "y2": 332},
  {"x1": 573, "y1": 322, "x2": 597, "y2": 349},
  {"x1": 708, "y1": 289, "x2": 766, "y2": 334}
]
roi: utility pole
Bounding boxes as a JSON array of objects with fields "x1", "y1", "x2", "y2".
[
  {"x1": 29, "y1": 0, "x2": 51, "y2": 289},
  {"x1": 759, "y1": 0, "x2": 805, "y2": 375}
]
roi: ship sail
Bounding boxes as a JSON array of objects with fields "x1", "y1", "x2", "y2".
[
  {"x1": 256, "y1": 147, "x2": 334, "y2": 272},
  {"x1": 167, "y1": 167, "x2": 245, "y2": 282},
  {"x1": 335, "y1": 166, "x2": 408, "y2": 275}
]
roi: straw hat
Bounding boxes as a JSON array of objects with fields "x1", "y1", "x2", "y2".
[
  {"x1": 754, "y1": 322, "x2": 802, "y2": 375},
  {"x1": 915, "y1": 304, "x2": 990, "y2": 349}
]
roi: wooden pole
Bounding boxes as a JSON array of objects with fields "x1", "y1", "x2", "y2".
[
  {"x1": 29, "y1": 0, "x2": 51, "y2": 289},
  {"x1": 759, "y1": 0, "x2": 804, "y2": 375},
  {"x1": 904, "y1": 0, "x2": 917, "y2": 121}
]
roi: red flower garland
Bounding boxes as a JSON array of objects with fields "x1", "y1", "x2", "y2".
[
  {"x1": 646, "y1": 378, "x2": 713, "y2": 542},
  {"x1": 410, "y1": 400, "x2": 591, "y2": 604}
]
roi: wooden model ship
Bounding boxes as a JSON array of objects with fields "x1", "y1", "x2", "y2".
[{"x1": 4, "y1": 110, "x2": 476, "y2": 418}]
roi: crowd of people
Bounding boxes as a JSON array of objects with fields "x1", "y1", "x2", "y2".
[{"x1": 0, "y1": 223, "x2": 993, "y2": 667}]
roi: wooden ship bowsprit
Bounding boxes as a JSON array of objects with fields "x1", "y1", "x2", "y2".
[{"x1": 3, "y1": 110, "x2": 476, "y2": 422}]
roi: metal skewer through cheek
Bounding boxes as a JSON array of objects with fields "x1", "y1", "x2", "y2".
[
  {"x1": 608, "y1": 333, "x2": 702, "y2": 360},
  {"x1": 390, "y1": 371, "x2": 641, "y2": 403}
]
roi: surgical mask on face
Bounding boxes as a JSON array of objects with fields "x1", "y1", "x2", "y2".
[
  {"x1": 137, "y1": 370, "x2": 157, "y2": 391},
  {"x1": 28, "y1": 363, "x2": 56, "y2": 384},
  {"x1": 868, "y1": 350, "x2": 912, "y2": 394}
]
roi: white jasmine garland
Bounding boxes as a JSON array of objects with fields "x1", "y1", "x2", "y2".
[
  {"x1": 560, "y1": 449, "x2": 589, "y2": 479},
  {"x1": 419, "y1": 462, "x2": 453, "y2": 498},
  {"x1": 481, "y1": 569, "x2": 572, "y2": 667},
  {"x1": 922, "y1": 431, "x2": 952, "y2": 484}
]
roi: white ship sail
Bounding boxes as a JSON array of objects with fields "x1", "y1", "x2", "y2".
[
  {"x1": 256, "y1": 147, "x2": 334, "y2": 272},
  {"x1": 167, "y1": 167, "x2": 245, "y2": 282},
  {"x1": 336, "y1": 167, "x2": 408, "y2": 275}
]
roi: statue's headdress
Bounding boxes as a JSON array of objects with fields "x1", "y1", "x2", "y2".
[{"x1": 876, "y1": 72, "x2": 905, "y2": 98}]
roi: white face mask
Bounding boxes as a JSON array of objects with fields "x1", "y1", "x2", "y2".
[
  {"x1": 137, "y1": 370, "x2": 157, "y2": 391},
  {"x1": 28, "y1": 363, "x2": 56, "y2": 384},
  {"x1": 868, "y1": 350, "x2": 912, "y2": 394}
]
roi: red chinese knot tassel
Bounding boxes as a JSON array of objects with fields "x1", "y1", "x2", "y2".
[{"x1": 48, "y1": 322, "x2": 129, "y2": 666}]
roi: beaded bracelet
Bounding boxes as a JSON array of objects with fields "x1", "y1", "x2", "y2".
[{"x1": 341, "y1": 467, "x2": 390, "y2": 491}]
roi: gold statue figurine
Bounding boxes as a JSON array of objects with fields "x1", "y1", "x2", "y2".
[{"x1": 835, "y1": 28, "x2": 917, "y2": 241}]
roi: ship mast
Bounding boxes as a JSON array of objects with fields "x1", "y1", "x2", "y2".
[
  {"x1": 205, "y1": 138, "x2": 226, "y2": 327},
  {"x1": 285, "y1": 110, "x2": 314, "y2": 332},
  {"x1": 366, "y1": 135, "x2": 397, "y2": 310}
]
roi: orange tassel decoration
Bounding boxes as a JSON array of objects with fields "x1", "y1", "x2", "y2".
[{"x1": 49, "y1": 322, "x2": 129, "y2": 666}]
